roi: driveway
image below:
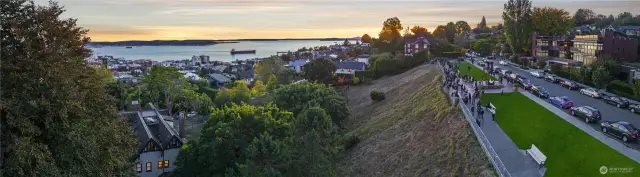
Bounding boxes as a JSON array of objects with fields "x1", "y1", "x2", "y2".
[{"x1": 496, "y1": 62, "x2": 640, "y2": 150}]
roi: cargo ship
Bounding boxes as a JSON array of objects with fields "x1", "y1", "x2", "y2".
[
  {"x1": 125, "y1": 46, "x2": 133, "y2": 49},
  {"x1": 230, "y1": 49, "x2": 256, "y2": 55}
]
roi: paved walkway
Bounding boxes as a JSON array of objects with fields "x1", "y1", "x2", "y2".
[
  {"x1": 522, "y1": 92, "x2": 640, "y2": 163},
  {"x1": 439, "y1": 61, "x2": 543, "y2": 177}
]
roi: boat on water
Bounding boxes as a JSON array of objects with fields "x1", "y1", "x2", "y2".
[
  {"x1": 125, "y1": 46, "x2": 133, "y2": 48},
  {"x1": 230, "y1": 49, "x2": 256, "y2": 55}
]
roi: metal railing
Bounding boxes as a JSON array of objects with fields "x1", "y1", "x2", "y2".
[{"x1": 437, "y1": 62, "x2": 511, "y2": 177}]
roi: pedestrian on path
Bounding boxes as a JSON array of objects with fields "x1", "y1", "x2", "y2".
[
  {"x1": 476, "y1": 117, "x2": 481, "y2": 126},
  {"x1": 492, "y1": 112, "x2": 496, "y2": 121},
  {"x1": 501, "y1": 88, "x2": 504, "y2": 95}
]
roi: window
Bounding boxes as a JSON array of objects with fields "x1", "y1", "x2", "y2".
[
  {"x1": 136, "y1": 163, "x2": 142, "y2": 173},
  {"x1": 164, "y1": 160, "x2": 170, "y2": 168},
  {"x1": 158, "y1": 161, "x2": 163, "y2": 168},
  {"x1": 146, "y1": 162, "x2": 152, "y2": 172}
]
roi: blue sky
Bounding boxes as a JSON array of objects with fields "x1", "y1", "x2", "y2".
[{"x1": 35, "y1": 0, "x2": 640, "y2": 41}]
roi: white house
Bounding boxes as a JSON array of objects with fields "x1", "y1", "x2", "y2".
[{"x1": 288, "y1": 59, "x2": 309, "y2": 73}]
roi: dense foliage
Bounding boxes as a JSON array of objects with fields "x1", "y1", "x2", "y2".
[
  {"x1": 503, "y1": 0, "x2": 533, "y2": 55},
  {"x1": 1, "y1": 0, "x2": 137, "y2": 176},
  {"x1": 532, "y1": 7, "x2": 575, "y2": 36},
  {"x1": 272, "y1": 83, "x2": 350, "y2": 125},
  {"x1": 574, "y1": 9, "x2": 640, "y2": 27},
  {"x1": 172, "y1": 83, "x2": 348, "y2": 176},
  {"x1": 302, "y1": 59, "x2": 337, "y2": 84},
  {"x1": 255, "y1": 56, "x2": 286, "y2": 83}
]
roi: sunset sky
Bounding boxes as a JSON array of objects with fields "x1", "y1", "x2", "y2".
[{"x1": 36, "y1": 0, "x2": 640, "y2": 42}]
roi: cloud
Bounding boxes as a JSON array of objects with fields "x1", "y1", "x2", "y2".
[{"x1": 157, "y1": 6, "x2": 291, "y2": 15}]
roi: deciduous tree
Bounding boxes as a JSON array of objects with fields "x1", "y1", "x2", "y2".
[
  {"x1": 1, "y1": 1, "x2": 137, "y2": 176},
  {"x1": 302, "y1": 59, "x2": 337, "y2": 84},
  {"x1": 503, "y1": 0, "x2": 533, "y2": 55},
  {"x1": 255, "y1": 56, "x2": 286, "y2": 83},
  {"x1": 470, "y1": 39, "x2": 492, "y2": 55},
  {"x1": 455, "y1": 21, "x2": 472, "y2": 34},
  {"x1": 445, "y1": 22, "x2": 457, "y2": 43},
  {"x1": 272, "y1": 83, "x2": 350, "y2": 125},
  {"x1": 575, "y1": 8, "x2": 596, "y2": 26},
  {"x1": 361, "y1": 34, "x2": 373, "y2": 43},
  {"x1": 433, "y1": 25, "x2": 447, "y2": 40},
  {"x1": 410, "y1": 26, "x2": 429, "y2": 36},
  {"x1": 592, "y1": 66, "x2": 611, "y2": 89},
  {"x1": 532, "y1": 7, "x2": 575, "y2": 36}
]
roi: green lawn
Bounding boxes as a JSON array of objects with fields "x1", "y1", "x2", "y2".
[
  {"x1": 455, "y1": 62, "x2": 496, "y2": 81},
  {"x1": 480, "y1": 93, "x2": 640, "y2": 177}
]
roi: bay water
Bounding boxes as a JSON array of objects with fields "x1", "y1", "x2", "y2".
[{"x1": 90, "y1": 40, "x2": 356, "y2": 62}]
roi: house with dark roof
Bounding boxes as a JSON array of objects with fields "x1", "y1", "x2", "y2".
[
  {"x1": 336, "y1": 61, "x2": 366, "y2": 75},
  {"x1": 121, "y1": 103, "x2": 184, "y2": 177},
  {"x1": 609, "y1": 25, "x2": 640, "y2": 36},
  {"x1": 404, "y1": 35, "x2": 431, "y2": 56},
  {"x1": 206, "y1": 73, "x2": 232, "y2": 88}
]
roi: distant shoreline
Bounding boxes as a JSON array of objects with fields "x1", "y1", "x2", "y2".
[{"x1": 89, "y1": 38, "x2": 359, "y2": 46}]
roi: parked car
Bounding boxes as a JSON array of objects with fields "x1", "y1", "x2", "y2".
[
  {"x1": 579, "y1": 88, "x2": 601, "y2": 98},
  {"x1": 601, "y1": 121, "x2": 639, "y2": 142},
  {"x1": 550, "y1": 96, "x2": 574, "y2": 109},
  {"x1": 630, "y1": 104, "x2": 640, "y2": 114},
  {"x1": 500, "y1": 69, "x2": 511, "y2": 76},
  {"x1": 531, "y1": 86, "x2": 549, "y2": 98},
  {"x1": 570, "y1": 106, "x2": 601, "y2": 123},
  {"x1": 499, "y1": 60, "x2": 507, "y2": 65},
  {"x1": 529, "y1": 71, "x2": 543, "y2": 78},
  {"x1": 545, "y1": 75, "x2": 561, "y2": 83},
  {"x1": 603, "y1": 95, "x2": 630, "y2": 108},
  {"x1": 560, "y1": 80, "x2": 579, "y2": 90},
  {"x1": 522, "y1": 80, "x2": 534, "y2": 90}
]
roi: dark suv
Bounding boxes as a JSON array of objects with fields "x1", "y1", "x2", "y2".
[
  {"x1": 601, "y1": 121, "x2": 639, "y2": 142},
  {"x1": 603, "y1": 96, "x2": 630, "y2": 108},
  {"x1": 570, "y1": 106, "x2": 601, "y2": 123},
  {"x1": 545, "y1": 75, "x2": 561, "y2": 83},
  {"x1": 531, "y1": 86, "x2": 549, "y2": 98}
]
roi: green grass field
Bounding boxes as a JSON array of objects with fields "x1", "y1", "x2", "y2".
[
  {"x1": 455, "y1": 62, "x2": 496, "y2": 81},
  {"x1": 480, "y1": 93, "x2": 640, "y2": 177}
]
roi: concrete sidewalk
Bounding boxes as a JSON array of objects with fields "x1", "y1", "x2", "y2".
[
  {"x1": 440, "y1": 62, "x2": 543, "y2": 177},
  {"x1": 522, "y1": 92, "x2": 640, "y2": 163}
]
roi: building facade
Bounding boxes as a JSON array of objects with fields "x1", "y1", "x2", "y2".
[
  {"x1": 404, "y1": 36, "x2": 431, "y2": 56},
  {"x1": 121, "y1": 103, "x2": 185, "y2": 177}
]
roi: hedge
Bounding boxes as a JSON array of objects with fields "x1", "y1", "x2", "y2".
[{"x1": 608, "y1": 80, "x2": 634, "y2": 95}]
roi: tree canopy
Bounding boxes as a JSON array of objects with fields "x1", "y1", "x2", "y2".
[
  {"x1": 302, "y1": 59, "x2": 337, "y2": 84},
  {"x1": 410, "y1": 26, "x2": 429, "y2": 37},
  {"x1": 455, "y1": 21, "x2": 472, "y2": 34},
  {"x1": 445, "y1": 22, "x2": 457, "y2": 43},
  {"x1": 378, "y1": 17, "x2": 403, "y2": 43},
  {"x1": 478, "y1": 16, "x2": 488, "y2": 30},
  {"x1": 532, "y1": 7, "x2": 575, "y2": 36},
  {"x1": 272, "y1": 83, "x2": 350, "y2": 125},
  {"x1": 433, "y1": 25, "x2": 447, "y2": 40},
  {"x1": 361, "y1": 34, "x2": 372, "y2": 43},
  {"x1": 502, "y1": 0, "x2": 533, "y2": 55},
  {"x1": 255, "y1": 56, "x2": 286, "y2": 83},
  {"x1": 575, "y1": 8, "x2": 596, "y2": 26},
  {"x1": 1, "y1": 0, "x2": 137, "y2": 176},
  {"x1": 470, "y1": 39, "x2": 492, "y2": 56}
]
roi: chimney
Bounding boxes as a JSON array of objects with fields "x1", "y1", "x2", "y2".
[
  {"x1": 131, "y1": 100, "x2": 139, "y2": 112},
  {"x1": 179, "y1": 115, "x2": 185, "y2": 137}
]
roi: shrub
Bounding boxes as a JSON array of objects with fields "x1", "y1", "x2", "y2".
[
  {"x1": 343, "y1": 132, "x2": 360, "y2": 150},
  {"x1": 196, "y1": 86, "x2": 218, "y2": 100},
  {"x1": 352, "y1": 77, "x2": 361, "y2": 85},
  {"x1": 370, "y1": 90, "x2": 386, "y2": 101},
  {"x1": 536, "y1": 60, "x2": 547, "y2": 68},
  {"x1": 608, "y1": 80, "x2": 634, "y2": 95}
]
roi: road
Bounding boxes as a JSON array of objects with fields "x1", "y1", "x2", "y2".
[{"x1": 495, "y1": 61, "x2": 640, "y2": 150}]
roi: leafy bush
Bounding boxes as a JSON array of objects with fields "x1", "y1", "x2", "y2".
[
  {"x1": 343, "y1": 132, "x2": 360, "y2": 150},
  {"x1": 355, "y1": 70, "x2": 373, "y2": 79},
  {"x1": 608, "y1": 80, "x2": 634, "y2": 95},
  {"x1": 196, "y1": 86, "x2": 218, "y2": 100},
  {"x1": 352, "y1": 77, "x2": 361, "y2": 85},
  {"x1": 370, "y1": 90, "x2": 386, "y2": 101}
]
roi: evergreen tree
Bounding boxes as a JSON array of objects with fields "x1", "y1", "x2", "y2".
[{"x1": 1, "y1": 1, "x2": 137, "y2": 176}]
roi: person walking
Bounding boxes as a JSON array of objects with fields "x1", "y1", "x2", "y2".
[
  {"x1": 492, "y1": 111, "x2": 496, "y2": 121},
  {"x1": 501, "y1": 88, "x2": 504, "y2": 95}
]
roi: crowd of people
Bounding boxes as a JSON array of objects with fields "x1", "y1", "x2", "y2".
[{"x1": 438, "y1": 59, "x2": 496, "y2": 127}]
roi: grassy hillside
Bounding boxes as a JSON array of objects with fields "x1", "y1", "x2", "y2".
[{"x1": 341, "y1": 64, "x2": 495, "y2": 177}]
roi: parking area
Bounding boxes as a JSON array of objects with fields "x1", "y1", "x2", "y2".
[
  {"x1": 480, "y1": 92, "x2": 640, "y2": 177},
  {"x1": 493, "y1": 61, "x2": 640, "y2": 150}
]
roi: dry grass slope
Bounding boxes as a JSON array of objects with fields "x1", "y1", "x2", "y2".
[{"x1": 342, "y1": 64, "x2": 495, "y2": 177}]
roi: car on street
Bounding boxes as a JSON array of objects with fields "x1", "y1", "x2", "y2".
[
  {"x1": 601, "y1": 121, "x2": 639, "y2": 142},
  {"x1": 560, "y1": 80, "x2": 579, "y2": 90},
  {"x1": 570, "y1": 106, "x2": 602, "y2": 123},
  {"x1": 603, "y1": 95, "x2": 630, "y2": 108},
  {"x1": 499, "y1": 60, "x2": 507, "y2": 65},
  {"x1": 529, "y1": 71, "x2": 543, "y2": 78},
  {"x1": 500, "y1": 69, "x2": 511, "y2": 76},
  {"x1": 579, "y1": 88, "x2": 601, "y2": 98},
  {"x1": 531, "y1": 85, "x2": 549, "y2": 98},
  {"x1": 550, "y1": 96, "x2": 574, "y2": 109},
  {"x1": 522, "y1": 80, "x2": 534, "y2": 90},
  {"x1": 630, "y1": 104, "x2": 640, "y2": 114},
  {"x1": 544, "y1": 75, "x2": 561, "y2": 83}
]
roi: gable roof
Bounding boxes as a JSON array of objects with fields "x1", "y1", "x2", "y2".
[
  {"x1": 405, "y1": 36, "x2": 433, "y2": 45},
  {"x1": 124, "y1": 103, "x2": 185, "y2": 153},
  {"x1": 337, "y1": 61, "x2": 366, "y2": 70},
  {"x1": 207, "y1": 73, "x2": 231, "y2": 83}
]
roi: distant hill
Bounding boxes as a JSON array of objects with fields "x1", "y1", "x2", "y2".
[{"x1": 89, "y1": 38, "x2": 359, "y2": 46}]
